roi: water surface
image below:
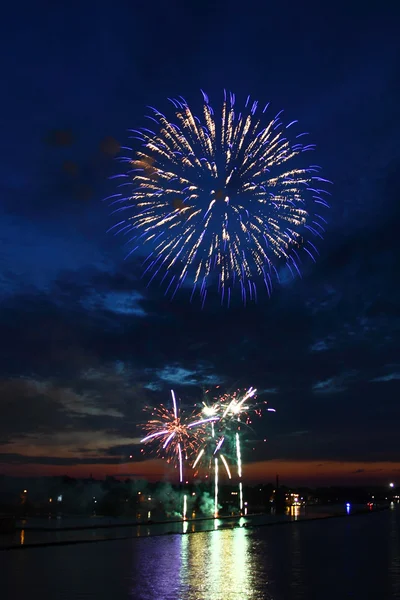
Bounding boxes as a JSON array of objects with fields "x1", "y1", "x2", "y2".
[{"x1": 1, "y1": 506, "x2": 399, "y2": 599}]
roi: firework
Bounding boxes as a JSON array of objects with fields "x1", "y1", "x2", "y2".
[
  {"x1": 219, "y1": 387, "x2": 274, "y2": 512},
  {"x1": 193, "y1": 386, "x2": 275, "y2": 514},
  {"x1": 109, "y1": 91, "x2": 331, "y2": 306},
  {"x1": 141, "y1": 389, "x2": 217, "y2": 483},
  {"x1": 220, "y1": 387, "x2": 274, "y2": 511}
]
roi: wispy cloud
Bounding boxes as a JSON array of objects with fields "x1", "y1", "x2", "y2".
[
  {"x1": 1, "y1": 430, "x2": 137, "y2": 459},
  {"x1": 26, "y1": 378, "x2": 124, "y2": 418},
  {"x1": 310, "y1": 339, "x2": 333, "y2": 352},
  {"x1": 313, "y1": 378, "x2": 346, "y2": 394},
  {"x1": 371, "y1": 372, "x2": 400, "y2": 383},
  {"x1": 312, "y1": 371, "x2": 357, "y2": 394},
  {"x1": 145, "y1": 364, "x2": 221, "y2": 390}
]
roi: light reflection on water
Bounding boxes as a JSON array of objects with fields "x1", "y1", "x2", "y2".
[
  {"x1": 131, "y1": 524, "x2": 268, "y2": 600},
  {"x1": 178, "y1": 526, "x2": 267, "y2": 600},
  {"x1": 1, "y1": 508, "x2": 399, "y2": 600}
]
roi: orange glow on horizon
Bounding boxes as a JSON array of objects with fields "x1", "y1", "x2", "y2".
[{"x1": 1, "y1": 458, "x2": 400, "y2": 484}]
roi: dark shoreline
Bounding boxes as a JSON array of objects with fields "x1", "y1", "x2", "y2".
[{"x1": 0, "y1": 505, "x2": 389, "y2": 552}]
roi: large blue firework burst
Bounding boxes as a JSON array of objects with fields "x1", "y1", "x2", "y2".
[{"x1": 108, "y1": 91, "x2": 331, "y2": 307}]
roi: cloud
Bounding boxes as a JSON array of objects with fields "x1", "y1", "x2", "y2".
[
  {"x1": 82, "y1": 290, "x2": 147, "y2": 317},
  {"x1": 312, "y1": 371, "x2": 357, "y2": 394},
  {"x1": 310, "y1": 339, "x2": 332, "y2": 352},
  {"x1": 0, "y1": 371, "x2": 146, "y2": 456},
  {"x1": 312, "y1": 377, "x2": 346, "y2": 394},
  {"x1": 145, "y1": 364, "x2": 221, "y2": 389},
  {"x1": 0, "y1": 453, "x2": 124, "y2": 466},
  {"x1": 371, "y1": 372, "x2": 400, "y2": 383},
  {"x1": 144, "y1": 382, "x2": 163, "y2": 391},
  {"x1": 62, "y1": 392, "x2": 124, "y2": 418},
  {"x1": 23, "y1": 377, "x2": 125, "y2": 419},
  {"x1": 0, "y1": 377, "x2": 72, "y2": 441},
  {"x1": 0, "y1": 430, "x2": 137, "y2": 460}
]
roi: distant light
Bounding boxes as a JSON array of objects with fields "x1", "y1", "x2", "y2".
[
  {"x1": 57, "y1": 495, "x2": 62, "y2": 502},
  {"x1": 23, "y1": 489, "x2": 27, "y2": 493},
  {"x1": 148, "y1": 497, "x2": 151, "y2": 501},
  {"x1": 389, "y1": 482, "x2": 395, "y2": 488},
  {"x1": 138, "y1": 491, "x2": 141, "y2": 495},
  {"x1": 192, "y1": 492, "x2": 196, "y2": 496},
  {"x1": 346, "y1": 502, "x2": 351, "y2": 514},
  {"x1": 129, "y1": 455, "x2": 133, "y2": 459}
]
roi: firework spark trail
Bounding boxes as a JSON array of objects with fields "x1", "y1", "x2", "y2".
[
  {"x1": 236, "y1": 432, "x2": 243, "y2": 512},
  {"x1": 192, "y1": 448, "x2": 205, "y2": 469},
  {"x1": 183, "y1": 494, "x2": 187, "y2": 521},
  {"x1": 214, "y1": 457, "x2": 219, "y2": 518},
  {"x1": 239, "y1": 482, "x2": 243, "y2": 512},
  {"x1": 171, "y1": 389, "x2": 178, "y2": 419},
  {"x1": 236, "y1": 432, "x2": 242, "y2": 478},
  {"x1": 178, "y1": 442, "x2": 183, "y2": 483},
  {"x1": 220, "y1": 454, "x2": 232, "y2": 479},
  {"x1": 110, "y1": 91, "x2": 331, "y2": 306}
]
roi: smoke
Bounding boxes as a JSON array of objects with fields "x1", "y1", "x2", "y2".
[
  {"x1": 152, "y1": 482, "x2": 182, "y2": 517},
  {"x1": 199, "y1": 491, "x2": 215, "y2": 516},
  {"x1": 0, "y1": 476, "x2": 222, "y2": 520}
]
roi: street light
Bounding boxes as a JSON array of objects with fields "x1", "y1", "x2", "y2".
[{"x1": 389, "y1": 483, "x2": 395, "y2": 488}]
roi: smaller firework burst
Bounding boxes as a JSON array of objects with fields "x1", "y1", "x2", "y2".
[{"x1": 141, "y1": 390, "x2": 217, "y2": 483}]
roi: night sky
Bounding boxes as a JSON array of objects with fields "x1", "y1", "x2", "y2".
[{"x1": 1, "y1": 1, "x2": 399, "y2": 486}]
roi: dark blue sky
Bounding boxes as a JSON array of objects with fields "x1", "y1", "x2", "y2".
[{"x1": 0, "y1": 1, "x2": 399, "y2": 484}]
